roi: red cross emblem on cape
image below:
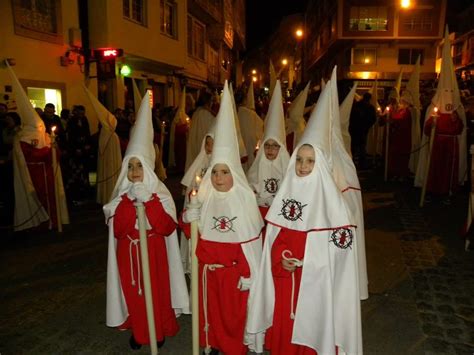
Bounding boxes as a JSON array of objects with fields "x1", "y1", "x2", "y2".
[
  {"x1": 279, "y1": 199, "x2": 307, "y2": 221},
  {"x1": 264, "y1": 178, "x2": 279, "y2": 194},
  {"x1": 212, "y1": 216, "x2": 237, "y2": 233},
  {"x1": 330, "y1": 228, "x2": 353, "y2": 249}
]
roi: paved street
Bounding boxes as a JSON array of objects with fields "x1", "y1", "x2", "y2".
[{"x1": 1, "y1": 168, "x2": 473, "y2": 354}]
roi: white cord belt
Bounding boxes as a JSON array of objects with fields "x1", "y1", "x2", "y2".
[
  {"x1": 282, "y1": 250, "x2": 303, "y2": 320},
  {"x1": 127, "y1": 236, "x2": 143, "y2": 296}
]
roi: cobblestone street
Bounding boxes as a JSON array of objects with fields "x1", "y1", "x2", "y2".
[{"x1": 1, "y1": 170, "x2": 473, "y2": 354}]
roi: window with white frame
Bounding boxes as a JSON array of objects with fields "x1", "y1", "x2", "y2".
[
  {"x1": 160, "y1": 0, "x2": 177, "y2": 38},
  {"x1": 187, "y1": 16, "x2": 206, "y2": 61},
  {"x1": 402, "y1": 10, "x2": 433, "y2": 31},
  {"x1": 123, "y1": 0, "x2": 146, "y2": 25},
  {"x1": 352, "y1": 48, "x2": 377, "y2": 65},
  {"x1": 349, "y1": 6, "x2": 388, "y2": 31},
  {"x1": 398, "y1": 48, "x2": 424, "y2": 65}
]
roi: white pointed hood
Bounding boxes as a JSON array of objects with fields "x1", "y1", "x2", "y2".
[
  {"x1": 270, "y1": 60, "x2": 277, "y2": 97},
  {"x1": 6, "y1": 61, "x2": 49, "y2": 148},
  {"x1": 287, "y1": 81, "x2": 310, "y2": 133},
  {"x1": 368, "y1": 76, "x2": 381, "y2": 111},
  {"x1": 197, "y1": 81, "x2": 263, "y2": 243},
  {"x1": 230, "y1": 83, "x2": 248, "y2": 158},
  {"x1": 132, "y1": 78, "x2": 142, "y2": 111},
  {"x1": 83, "y1": 84, "x2": 117, "y2": 131},
  {"x1": 247, "y1": 81, "x2": 290, "y2": 203},
  {"x1": 339, "y1": 83, "x2": 357, "y2": 156},
  {"x1": 402, "y1": 55, "x2": 421, "y2": 109},
  {"x1": 321, "y1": 78, "x2": 326, "y2": 90},
  {"x1": 245, "y1": 81, "x2": 256, "y2": 110}
]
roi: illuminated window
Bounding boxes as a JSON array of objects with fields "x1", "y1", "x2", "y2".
[
  {"x1": 402, "y1": 11, "x2": 433, "y2": 31},
  {"x1": 12, "y1": 0, "x2": 62, "y2": 44},
  {"x1": 123, "y1": 0, "x2": 146, "y2": 25},
  {"x1": 160, "y1": 0, "x2": 177, "y2": 38},
  {"x1": 27, "y1": 87, "x2": 62, "y2": 113},
  {"x1": 187, "y1": 16, "x2": 206, "y2": 61},
  {"x1": 349, "y1": 6, "x2": 388, "y2": 31},
  {"x1": 398, "y1": 49, "x2": 424, "y2": 65},
  {"x1": 352, "y1": 48, "x2": 377, "y2": 65}
]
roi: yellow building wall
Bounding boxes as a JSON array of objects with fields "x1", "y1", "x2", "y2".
[{"x1": 0, "y1": 0, "x2": 100, "y2": 133}]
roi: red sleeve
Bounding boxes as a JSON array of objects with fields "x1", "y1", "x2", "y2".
[
  {"x1": 178, "y1": 211, "x2": 191, "y2": 239},
  {"x1": 113, "y1": 196, "x2": 136, "y2": 239},
  {"x1": 271, "y1": 234, "x2": 291, "y2": 278},
  {"x1": 144, "y1": 194, "x2": 176, "y2": 237}
]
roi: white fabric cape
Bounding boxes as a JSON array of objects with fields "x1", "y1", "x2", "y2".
[
  {"x1": 238, "y1": 106, "x2": 264, "y2": 168},
  {"x1": 246, "y1": 148, "x2": 361, "y2": 355},
  {"x1": 339, "y1": 84, "x2": 357, "y2": 156},
  {"x1": 185, "y1": 107, "x2": 215, "y2": 171},
  {"x1": 103, "y1": 154, "x2": 190, "y2": 327}
]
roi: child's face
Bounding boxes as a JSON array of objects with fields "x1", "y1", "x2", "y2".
[
  {"x1": 127, "y1": 157, "x2": 144, "y2": 182},
  {"x1": 204, "y1": 136, "x2": 214, "y2": 154},
  {"x1": 211, "y1": 163, "x2": 233, "y2": 192},
  {"x1": 263, "y1": 139, "x2": 280, "y2": 161},
  {"x1": 295, "y1": 145, "x2": 315, "y2": 177}
]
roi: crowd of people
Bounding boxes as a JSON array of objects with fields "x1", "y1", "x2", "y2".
[{"x1": 2, "y1": 33, "x2": 473, "y2": 353}]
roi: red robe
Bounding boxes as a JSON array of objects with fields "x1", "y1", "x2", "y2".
[
  {"x1": 265, "y1": 228, "x2": 317, "y2": 355},
  {"x1": 20, "y1": 141, "x2": 58, "y2": 228},
  {"x1": 180, "y1": 219, "x2": 251, "y2": 355},
  {"x1": 424, "y1": 113, "x2": 464, "y2": 195},
  {"x1": 114, "y1": 194, "x2": 179, "y2": 344},
  {"x1": 385, "y1": 108, "x2": 412, "y2": 178}
]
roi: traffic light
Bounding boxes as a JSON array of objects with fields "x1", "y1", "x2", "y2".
[{"x1": 93, "y1": 48, "x2": 124, "y2": 60}]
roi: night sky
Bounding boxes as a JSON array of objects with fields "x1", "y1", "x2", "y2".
[{"x1": 245, "y1": 1, "x2": 307, "y2": 52}]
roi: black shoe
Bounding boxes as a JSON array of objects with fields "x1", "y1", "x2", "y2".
[
  {"x1": 157, "y1": 338, "x2": 165, "y2": 348},
  {"x1": 129, "y1": 335, "x2": 142, "y2": 350},
  {"x1": 202, "y1": 348, "x2": 219, "y2": 355}
]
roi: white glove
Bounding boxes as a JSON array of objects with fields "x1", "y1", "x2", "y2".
[
  {"x1": 129, "y1": 182, "x2": 152, "y2": 203},
  {"x1": 237, "y1": 277, "x2": 252, "y2": 291},
  {"x1": 183, "y1": 207, "x2": 200, "y2": 223}
]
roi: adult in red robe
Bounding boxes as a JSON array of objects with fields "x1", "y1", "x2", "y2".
[
  {"x1": 424, "y1": 111, "x2": 464, "y2": 196},
  {"x1": 384, "y1": 101, "x2": 412, "y2": 179},
  {"x1": 114, "y1": 193, "x2": 179, "y2": 345},
  {"x1": 20, "y1": 141, "x2": 58, "y2": 228}
]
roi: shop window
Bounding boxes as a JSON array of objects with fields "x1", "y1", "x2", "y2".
[
  {"x1": 123, "y1": 0, "x2": 146, "y2": 25},
  {"x1": 12, "y1": 0, "x2": 63, "y2": 44},
  {"x1": 27, "y1": 87, "x2": 62, "y2": 113},
  {"x1": 160, "y1": 0, "x2": 177, "y2": 39},
  {"x1": 352, "y1": 48, "x2": 377, "y2": 65},
  {"x1": 398, "y1": 49, "x2": 424, "y2": 65},
  {"x1": 349, "y1": 6, "x2": 388, "y2": 31}
]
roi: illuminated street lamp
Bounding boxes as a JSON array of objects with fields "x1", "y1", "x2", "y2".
[
  {"x1": 295, "y1": 29, "x2": 303, "y2": 38},
  {"x1": 252, "y1": 76, "x2": 257, "y2": 82},
  {"x1": 364, "y1": 57, "x2": 370, "y2": 64},
  {"x1": 400, "y1": 0, "x2": 411, "y2": 9},
  {"x1": 281, "y1": 58, "x2": 288, "y2": 66},
  {"x1": 251, "y1": 69, "x2": 257, "y2": 75}
]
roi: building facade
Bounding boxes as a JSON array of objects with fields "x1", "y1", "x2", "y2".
[{"x1": 304, "y1": 0, "x2": 447, "y2": 95}]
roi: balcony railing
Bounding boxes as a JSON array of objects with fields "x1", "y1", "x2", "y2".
[{"x1": 193, "y1": 0, "x2": 222, "y2": 23}]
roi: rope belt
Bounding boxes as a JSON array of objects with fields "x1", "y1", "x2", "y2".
[
  {"x1": 127, "y1": 236, "x2": 142, "y2": 296},
  {"x1": 282, "y1": 250, "x2": 303, "y2": 320},
  {"x1": 201, "y1": 262, "x2": 234, "y2": 354}
]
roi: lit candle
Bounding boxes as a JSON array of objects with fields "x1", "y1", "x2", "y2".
[
  {"x1": 195, "y1": 175, "x2": 201, "y2": 188},
  {"x1": 433, "y1": 106, "x2": 439, "y2": 116},
  {"x1": 190, "y1": 188, "x2": 197, "y2": 205}
]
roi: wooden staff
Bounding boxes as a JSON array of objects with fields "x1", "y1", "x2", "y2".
[
  {"x1": 419, "y1": 107, "x2": 438, "y2": 207},
  {"x1": 160, "y1": 121, "x2": 166, "y2": 164},
  {"x1": 374, "y1": 107, "x2": 381, "y2": 167},
  {"x1": 384, "y1": 106, "x2": 391, "y2": 181},
  {"x1": 189, "y1": 189, "x2": 200, "y2": 355},
  {"x1": 135, "y1": 202, "x2": 158, "y2": 355},
  {"x1": 51, "y1": 126, "x2": 62, "y2": 233}
]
